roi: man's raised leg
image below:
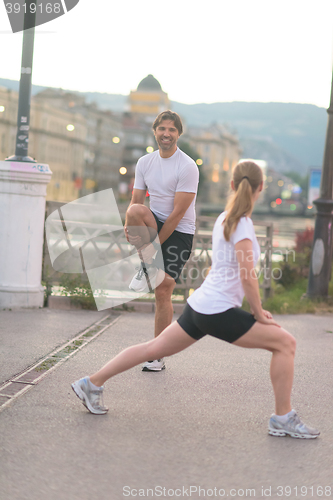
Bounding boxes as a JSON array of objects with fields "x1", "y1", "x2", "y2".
[
  {"x1": 126, "y1": 204, "x2": 159, "y2": 292},
  {"x1": 125, "y1": 204, "x2": 157, "y2": 246}
]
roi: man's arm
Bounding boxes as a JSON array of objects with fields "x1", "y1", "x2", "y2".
[
  {"x1": 157, "y1": 191, "x2": 195, "y2": 245},
  {"x1": 128, "y1": 188, "x2": 146, "y2": 207}
]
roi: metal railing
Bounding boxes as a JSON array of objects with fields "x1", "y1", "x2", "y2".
[
  {"x1": 174, "y1": 216, "x2": 273, "y2": 300},
  {"x1": 42, "y1": 203, "x2": 273, "y2": 302}
]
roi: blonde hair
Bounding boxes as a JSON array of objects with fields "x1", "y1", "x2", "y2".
[{"x1": 223, "y1": 160, "x2": 263, "y2": 241}]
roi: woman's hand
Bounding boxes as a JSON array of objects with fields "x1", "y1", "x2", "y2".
[
  {"x1": 262, "y1": 309, "x2": 273, "y2": 319},
  {"x1": 254, "y1": 310, "x2": 281, "y2": 327}
]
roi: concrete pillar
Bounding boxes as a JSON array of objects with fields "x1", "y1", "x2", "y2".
[{"x1": 0, "y1": 160, "x2": 52, "y2": 309}]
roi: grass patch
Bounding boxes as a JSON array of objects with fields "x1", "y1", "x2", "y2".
[
  {"x1": 35, "y1": 358, "x2": 58, "y2": 371},
  {"x1": 73, "y1": 339, "x2": 85, "y2": 346},
  {"x1": 62, "y1": 345, "x2": 79, "y2": 354},
  {"x1": 59, "y1": 275, "x2": 97, "y2": 310},
  {"x1": 86, "y1": 327, "x2": 102, "y2": 334},
  {"x1": 263, "y1": 280, "x2": 315, "y2": 314},
  {"x1": 263, "y1": 279, "x2": 333, "y2": 314},
  {"x1": 242, "y1": 277, "x2": 333, "y2": 315}
]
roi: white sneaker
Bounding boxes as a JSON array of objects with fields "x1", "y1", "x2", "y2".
[
  {"x1": 129, "y1": 264, "x2": 158, "y2": 293},
  {"x1": 268, "y1": 410, "x2": 320, "y2": 439},
  {"x1": 71, "y1": 377, "x2": 108, "y2": 415},
  {"x1": 142, "y1": 359, "x2": 166, "y2": 372}
]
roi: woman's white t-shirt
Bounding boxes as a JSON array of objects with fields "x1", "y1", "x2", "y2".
[{"x1": 187, "y1": 212, "x2": 260, "y2": 314}]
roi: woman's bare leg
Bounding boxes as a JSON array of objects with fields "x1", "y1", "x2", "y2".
[
  {"x1": 90, "y1": 322, "x2": 197, "y2": 387},
  {"x1": 233, "y1": 322, "x2": 296, "y2": 415}
]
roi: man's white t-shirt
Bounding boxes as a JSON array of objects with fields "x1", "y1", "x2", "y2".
[
  {"x1": 133, "y1": 147, "x2": 199, "y2": 234},
  {"x1": 187, "y1": 212, "x2": 261, "y2": 314}
]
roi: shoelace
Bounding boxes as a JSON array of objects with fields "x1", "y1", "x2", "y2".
[
  {"x1": 288, "y1": 413, "x2": 300, "y2": 426},
  {"x1": 136, "y1": 267, "x2": 146, "y2": 280},
  {"x1": 287, "y1": 412, "x2": 310, "y2": 432},
  {"x1": 135, "y1": 264, "x2": 150, "y2": 281}
]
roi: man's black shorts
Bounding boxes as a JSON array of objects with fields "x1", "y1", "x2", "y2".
[{"x1": 151, "y1": 211, "x2": 193, "y2": 282}]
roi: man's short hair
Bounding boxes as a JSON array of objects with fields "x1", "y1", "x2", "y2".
[{"x1": 152, "y1": 110, "x2": 183, "y2": 136}]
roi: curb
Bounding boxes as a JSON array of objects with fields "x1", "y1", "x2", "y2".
[{"x1": 48, "y1": 296, "x2": 185, "y2": 314}]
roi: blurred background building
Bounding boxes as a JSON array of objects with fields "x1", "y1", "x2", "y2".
[
  {"x1": 128, "y1": 74, "x2": 170, "y2": 120},
  {"x1": 1, "y1": 75, "x2": 303, "y2": 212},
  {"x1": 183, "y1": 124, "x2": 241, "y2": 204}
]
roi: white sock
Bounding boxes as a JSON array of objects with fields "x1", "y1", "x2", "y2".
[
  {"x1": 275, "y1": 410, "x2": 294, "y2": 423},
  {"x1": 88, "y1": 378, "x2": 102, "y2": 390}
]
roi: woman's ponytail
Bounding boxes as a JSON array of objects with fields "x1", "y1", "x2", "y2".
[{"x1": 223, "y1": 161, "x2": 263, "y2": 241}]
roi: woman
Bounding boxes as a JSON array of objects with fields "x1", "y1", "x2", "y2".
[{"x1": 72, "y1": 160, "x2": 319, "y2": 439}]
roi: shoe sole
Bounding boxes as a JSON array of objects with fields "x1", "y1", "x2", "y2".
[
  {"x1": 71, "y1": 382, "x2": 108, "y2": 415},
  {"x1": 142, "y1": 365, "x2": 166, "y2": 372},
  {"x1": 129, "y1": 286, "x2": 148, "y2": 293},
  {"x1": 268, "y1": 428, "x2": 319, "y2": 439}
]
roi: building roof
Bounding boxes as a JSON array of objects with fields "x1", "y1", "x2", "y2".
[{"x1": 137, "y1": 74, "x2": 162, "y2": 91}]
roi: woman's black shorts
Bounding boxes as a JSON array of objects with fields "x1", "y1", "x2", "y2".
[
  {"x1": 151, "y1": 211, "x2": 193, "y2": 282},
  {"x1": 177, "y1": 303, "x2": 256, "y2": 343}
]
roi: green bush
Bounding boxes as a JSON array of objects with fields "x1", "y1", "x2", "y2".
[
  {"x1": 275, "y1": 228, "x2": 314, "y2": 290},
  {"x1": 59, "y1": 275, "x2": 97, "y2": 310}
]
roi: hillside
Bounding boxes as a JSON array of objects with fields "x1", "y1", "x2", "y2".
[
  {"x1": 0, "y1": 78, "x2": 327, "y2": 173},
  {"x1": 172, "y1": 101, "x2": 326, "y2": 174}
]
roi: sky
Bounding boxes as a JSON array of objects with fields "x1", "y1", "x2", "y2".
[{"x1": 1, "y1": 0, "x2": 333, "y2": 108}]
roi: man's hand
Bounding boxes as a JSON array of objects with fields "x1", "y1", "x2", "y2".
[{"x1": 124, "y1": 226, "x2": 143, "y2": 247}]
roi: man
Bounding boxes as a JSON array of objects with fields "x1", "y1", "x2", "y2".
[{"x1": 125, "y1": 110, "x2": 199, "y2": 371}]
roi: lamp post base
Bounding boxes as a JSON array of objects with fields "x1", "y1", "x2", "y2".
[
  {"x1": 0, "y1": 285, "x2": 45, "y2": 309},
  {"x1": 0, "y1": 160, "x2": 52, "y2": 310}
]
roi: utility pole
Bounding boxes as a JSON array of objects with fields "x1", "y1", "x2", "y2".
[{"x1": 306, "y1": 68, "x2": 333, "y2": 297}]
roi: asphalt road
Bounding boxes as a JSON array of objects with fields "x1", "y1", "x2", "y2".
[{"x1": 0, "y1": 310, "x2": 332, "y2": 500}]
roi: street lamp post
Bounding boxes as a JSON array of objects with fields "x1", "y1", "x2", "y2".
[
  {"x1": 0, "y1": 1, "x2": 52, "y2": 309},
  {"x1": 6, "y1": 0, "x2": 36, "y2": 162},
  {"x1": 306, "y1": 68, "x2": 333, "y2": 297}
]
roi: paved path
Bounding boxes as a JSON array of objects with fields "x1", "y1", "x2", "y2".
[{"x1": 0, "y1": 309, "x2": 332, "y2": 500}]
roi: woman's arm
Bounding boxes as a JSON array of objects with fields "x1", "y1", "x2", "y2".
[{"x1": 235, "y1": 238, "x2": 280, "y2": 326}]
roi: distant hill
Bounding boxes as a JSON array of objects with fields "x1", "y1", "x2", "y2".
[
  {"x1": 0, "y1": 78, "x2": 327, "y2": 174},
  {"x1": 172, "y1": 101, "x2": 326, "y2": 175},
  {"x1": 0, "y1": 77, "x2": 46, "y2": 95}
]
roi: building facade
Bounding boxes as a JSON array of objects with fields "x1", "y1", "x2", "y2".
[
  {"x1": 1, "y1": 77, "x2": 242, "y2": 206},
  {"x1": 0, "y1": 86, "x2": 18, "y2": 160},
  {"x1": 0, "y1": 87, "x2": 124, "y2": 202},
  {"x1": 34, "y1": 89, "x2": 123, "y2": 200},
  {"x1": 128, "y1": 74, "x2": 170, "y2": 120},
  {"x1": 184, "y1": 124, "x2": 241, "y2": 203}
]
